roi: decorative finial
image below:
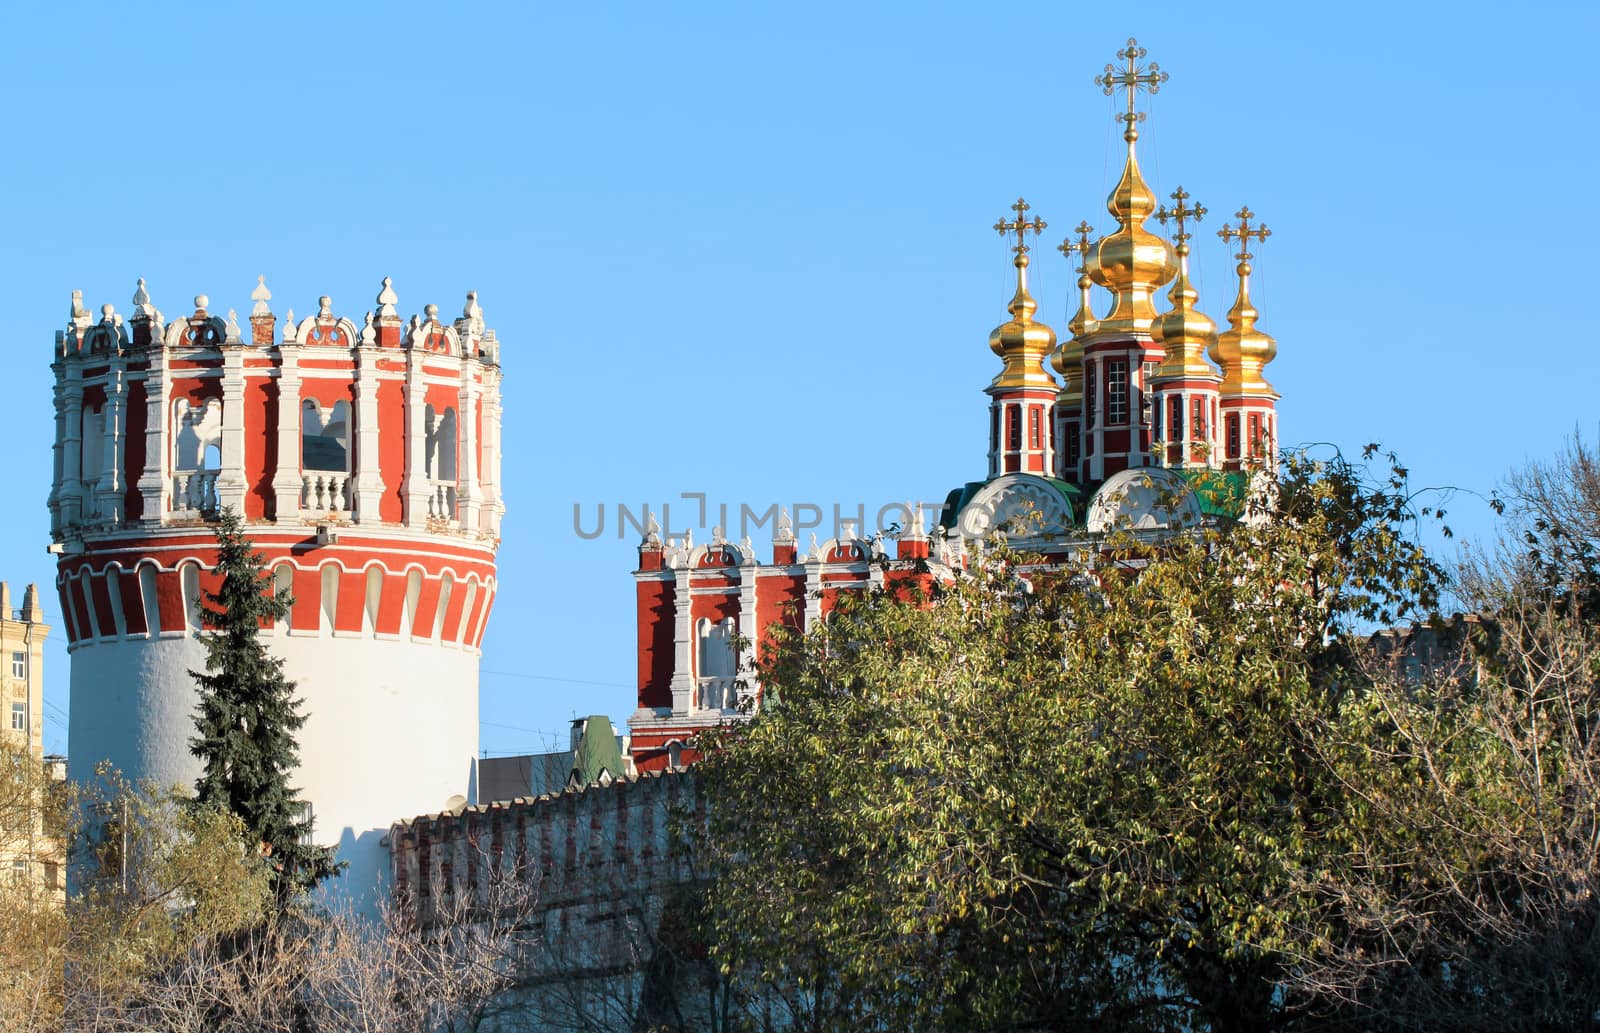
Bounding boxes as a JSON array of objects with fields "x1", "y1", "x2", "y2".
[
  {"x1": 100, "y1": 303, "x2": 115, "y2": 322},
  {"x1": 376, "y1": 276, "x2": 399, "y2": 319},
  {"x1": 464, "y1": 290, "x2": 482, "y2": 320},
  {"x1": 193, "y1": 294, "x2": 209, "y2": 315},
  {"x1": 1157, "y1": 186, "x2": 1207, "y2": 252},
  {"x1": 1095, "y1": 37, "x2": 1167, "y2": 141},
  {"x1": 318, "y1": 295, "x2": 333, "y2": 318},
  {"x1": 132, "y1": 278, "x2": 151, "y2": 310},
  {"x1": 808, "y1": 532, "x2": 820, "y2": 559},
  {"x1": 1056, "y1": 220, "x2": 1095, "y2": 272},
  {"x1": 226, "y1": 309, "x2": 243, "y2": 342},
  {"x1": 988, "y1": 197, "x2": 1057, "y2": 388},
  {"x1": 359, "y1": 311, "x2": 377, "y2": 346},
  {"x1": 1218, "y1": 206, "x2": 1271, "y2": 262},
  {"x1": 775, "y1": 508, "x2": 795, "y2": 543},
  {"x1": 1209, "y1": 205, "x2": 1278, "y2": 399},
  {"x1": 283, "y1": 308, "x2": 297, "y2": 343},
  {"x1": 644, "y1": 510, "x2": 662, "y2": 545},
  {"x1": 994, "y1": 197, "x2": 1047, "y2": 259},
  {"x1": 424, "y1": 303, "x2": 439, "y2": 322},
  {"x1": 712, "y1": 524, "x2": 726, "y2": 545},
  {"x1": 250, "y1": 275, "x2": 272, "y2": 318}
]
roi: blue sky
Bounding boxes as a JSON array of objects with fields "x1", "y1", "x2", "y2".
[{"x1": 3, "y1": 1, "x2": 1593, "y2": 757}]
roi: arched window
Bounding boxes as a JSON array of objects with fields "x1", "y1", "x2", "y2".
[
  {"x1": 425, "y1": 406, "x2": 458, "y2": 483},
  {"x1": 302, "y1": 400, "x2": 349, "y2": 472}
]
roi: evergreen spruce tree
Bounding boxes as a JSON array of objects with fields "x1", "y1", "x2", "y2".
[{"x1": 189, "y1": 507, "x2": 341, "y2": 900}]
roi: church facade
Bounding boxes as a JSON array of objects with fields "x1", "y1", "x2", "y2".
[{"x1": 626, "y1": 39, "x2": 1281, "y2": 772}]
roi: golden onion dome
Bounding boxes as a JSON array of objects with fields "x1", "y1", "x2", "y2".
[
  {"x1": 988, "y1": 200, "x2": 1058, "y2": 391},
  {"x1": 1152, "y1": 188, "x2": 1220, "y2": 381},
  {"x1": 1209, "y1": 206, "x2": 1278, "y2": 397},
  {"x1": 1050, "y1": 224, "x2": 1098, "y2": 402},
  {"x1": 1087, "y1": 123, "x2": 1178, "y2": 337}
]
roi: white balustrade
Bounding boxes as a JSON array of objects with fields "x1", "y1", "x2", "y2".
[
  {"x1": 698, "y1": 676, "x2": 739, "y2": 712},
  {"x1": 172, "y1": 470, "x2": 219, "y2": 513},
  {"x1": 301, "y1": 472, "x2": 351, "y2": 515},
  {"x1": 427, "y1": 480, "x2": 457, "y2": 522}
]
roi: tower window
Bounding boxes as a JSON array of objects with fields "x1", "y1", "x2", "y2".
[
  {"x1": 10, "y1": 702, "x2": 24, "y2": 731},
  {"x1": 10, "y1": 651, "x2": 24, "y2": 679},
  {"x1": 1085, "y1": 367, "x2": 1098, "y2": 428},
  {"x1": 1248, "y1": 413, "x2": 1263, "y2": 458},
  {"x1": 990, "y1": 408, "x2": 999, "y2": 455},
  {"x1": 1028, "y1": 408, "x2": 1041, "y2": 450},
  {"x1": 1152, "y1": 396, "x2": 1163, "y2": 439},
  {"x1": 1227, "y1": 414, "x2": 1241, "y2": 460},
  {"x1": 1142, "y1": 361, "x2": 1156, "y2": 386},
  {"x1": 1191, "y1": 397, "x2": 1206, "y2": 440},
  {"x1": 1006, "y1": 407, "x2": 1020, "y2": 452},
  {"x1": 1107, "y1": 361, "x2": 1128, "y2": 425},
  {"x1": 1065, "y1": 421, "x2": 1081, "y2": 472}
]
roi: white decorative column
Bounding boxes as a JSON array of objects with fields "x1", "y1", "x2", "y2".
[
  {"x1": 97, "y1": 354, "x2": 126, "y2": 524},
  {"x1": 60, "y1": 362, "x2": 84, "y2": 530},
  {"x1": 401, "y1": 349, "x2": 430, "y2": 527},
  {"x1": 668, "y1": 561, "x2": 695, "y2": 716},
  {"x1": 737, "y1": 548, "x2": 759, "y2": 700},
  {"x1": 803, "y1": 546, "x2": 823, "y2": 630},
  {"x1": 352, "y1": 345, "x2": 384, "y2": 521},
  {"x1": 216, "y1": 331, "x2": 247, "y2": 515},
  {"x1": 272, "y1": 335, "x2": 303, "y2": 522},
  {"x1": 459, "y1": 361, "x2": 481, "y2": 533}
]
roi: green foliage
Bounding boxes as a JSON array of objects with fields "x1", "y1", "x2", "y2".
[
  {"x1": 189, "y1": 507, "x2": 341, "y2": 900},
  {"x1": 697, "y1": 451, "x2": 1457, "y2": 1031}
]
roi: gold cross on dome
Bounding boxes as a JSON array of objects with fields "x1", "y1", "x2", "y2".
[
  {"x1": 1156, "y1": 186, "x2": 1206, "y2": 247},
  {"x1": 995, "y1": 197, "x2": 1047, "y2": 256},
  {"x1": 1095, "y1": 37, "x2": 1167, "y2": 129},
  {"x1": 1218, "y1": 206, "x2": 1271, "y2": 261},
  {"x1": 1056, "y1": 220, "x2": 1095, "y2": 271}
]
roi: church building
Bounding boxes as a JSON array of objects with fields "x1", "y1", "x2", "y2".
[{"x1": 627, "y1": 39, "x2": 1280, "y2": 772}]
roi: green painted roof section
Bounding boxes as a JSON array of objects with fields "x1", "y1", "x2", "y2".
[
  {"x1": 939, "y1": 476, "x2": 1093, "y2": 531},
  {"x1": 571, "y1": 715, "x2": 626, "y2": 786},
  {"x1": 1178, "y1": 468, "x2": 1252, "y2": 519}
]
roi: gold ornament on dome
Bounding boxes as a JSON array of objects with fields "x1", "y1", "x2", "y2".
[
  {"x1": 986, "y1": 198, "x2": 1058, "y2": 391},
  {"x1": 1153, "y1": 186, "x2": 1221, "y2": 380},
  {"x1": 1211, "y1": 206, "x2": 1279, "y2": 398},
  {"x1": 1051, "y1": 221, "x2": 1098, "y2": 395},
  {"x1": 1086, "y1": 38, "x2": 1177, "y2": 338}
]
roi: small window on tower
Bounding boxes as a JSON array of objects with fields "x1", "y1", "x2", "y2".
[
  {"x1": 1191, "y1": 397, "x2": 1206, "y2": 440},
  {"x1": 990, "y1": 408, "x2": 999, "y2": 455},
  {"x1": 1085, "y1": 368, "x2": 1098, "y2": 428},
  {"x1": 1007, "y1": 407, "x2": 1021, "y2": 452},
  {"x1": 1066, "y1": 423, "x2": 1081, "y2": 472},
  {"x1": 1107, "y1": 361, "x2": 1128, "y2": 425},
  {"x1": 1142, "y1": 361, "x2": 1157, "y2": 386},
  {"x1": 10, "y1": 652, "x2": 24, "y2": 679},
  {"x1": 1227, "y1": 414, "x2": 1241, "y2": 460},
  {"x1": 1028, "y1": 408, "x2": 1040, "y2": 450},
  {"x1": 10, "y1": 702, "x2": 24, "y2": 731},
  {"x1": 1248, "y1": 413, "x2": 1263, "y2": 458}
]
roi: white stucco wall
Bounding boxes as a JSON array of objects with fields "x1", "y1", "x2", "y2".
[{"x1": 67, "y1": 630, "x2": 479, "y2": 911}]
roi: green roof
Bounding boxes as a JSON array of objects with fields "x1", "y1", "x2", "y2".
[
  {"x1": 1176, "y1": 468, "x2": 1252, "y2": 520},
  {"x1": 570, "y1": 715, "x2": 626, "y2": 787}
]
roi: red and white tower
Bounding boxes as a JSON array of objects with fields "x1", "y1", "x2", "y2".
[
  {"x1": 50, "y1": 277, "x2": 505, "y2": 902},
  {"x1": 986, "y1": 199, "x2": 1059, "y2": 479},
  {"x1": 1211, "y1": 208, "x2": 1279, "y2": 469},
  {"x1": 1149, "y1": 187, "x2": 1223, "y2": 470}
]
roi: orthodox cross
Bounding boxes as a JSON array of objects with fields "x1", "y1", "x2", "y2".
[
  {"x1": 1156, "y1": 186, "x2": 1206, "y2": 247},
  {"x1": 1056, "y1": 220, "x2": 1095, "y2": 271},
  {"x1": 1095, "y1": 37, "x2": 1167, "y2": 129},
  {"x1": 1218, "y1": 206, "x2": 1271, "y2": 261},
  {"x1": 995, "y1": 197, "x2": 1047, "y2": 256}
]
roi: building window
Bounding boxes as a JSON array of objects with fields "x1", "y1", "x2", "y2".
[
  {"x1": 10, "y1": 703, "x2": 23, "y2": 731},
  {"x1": 10, "y1": 651, "x2": 23, "y2": 679},
  {"x1": 1151, "y1": 395, "x2": 1163, "y2": 439},
  {"x1": 1248, "y1": 413, "x2": 1263, "y2": 458},
  {"x1": 1142, "y1": 361, "x2": 1157, "y2": 386},
  {"x1": 990, "y1": 407, "x2": 999, "y2": 455},
  {"x1": 1227, "y1": 414, "x2": 1241, "y2": 460},
  {"x1": 1065, "y1": 421, "x2": 1081, "y2": 472},
  {"x1": 1085, "y1": 367, "x2": 1098, "y2": 428},
  {"x1": 1191, "y1": 397, "x2": 1207, "y2": 441},
  {"x1": 1028, "y1": 408, "x2": 1041, "y2": 450},
  {"x1": 1107, "y1": 361, "x2": 1128, "y2": 425},
  {"x1": 1169, "y1": 396, "x2": 1184, "y2": 443},
  {"x1": 1006, "y1": 407, "x2": 1021, "y2": 452},
  {"x1": 9, "y1": 860, "x2": 24, "y2": 884}
]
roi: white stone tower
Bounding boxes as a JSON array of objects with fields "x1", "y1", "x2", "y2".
[{"x1": 49, "y1": 277, "x2": 505, "y2": 903}]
